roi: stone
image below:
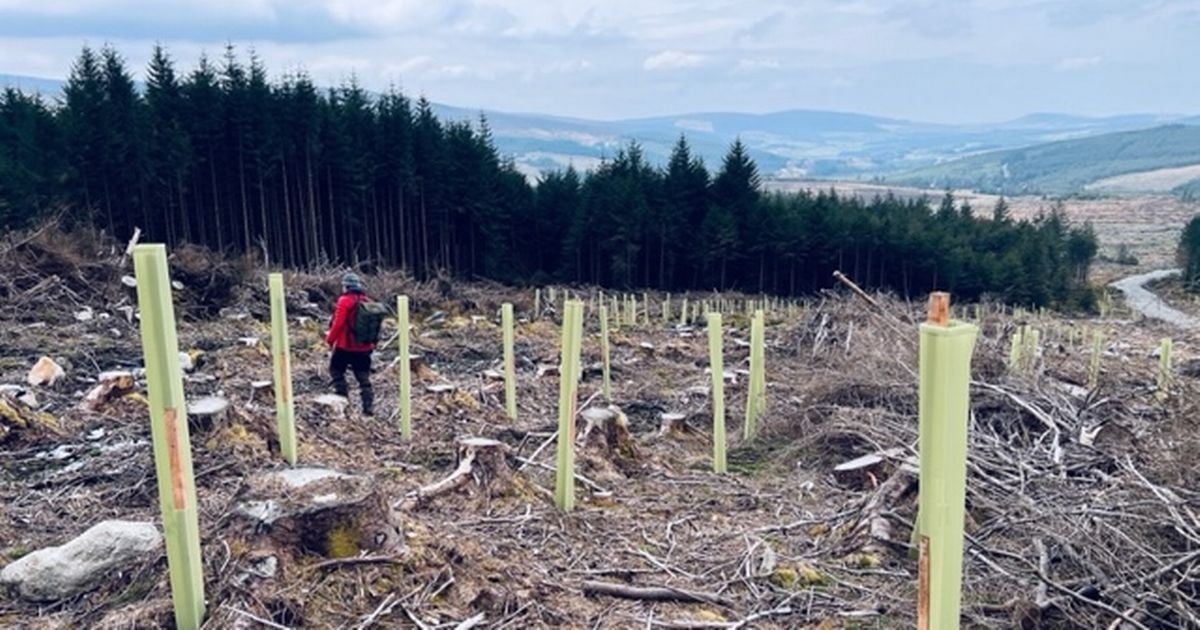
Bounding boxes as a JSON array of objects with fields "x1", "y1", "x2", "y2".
[
  {"x1": 0, "y1": 520, "x2": 162, "y2": 601},
  {"x1": 27, "y1": 357, "x2": 65, "y2": 387}
]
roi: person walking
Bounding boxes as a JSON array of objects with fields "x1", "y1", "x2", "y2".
[{"x1": 326, "y1": 272, "x2": 380, "y2": 416}]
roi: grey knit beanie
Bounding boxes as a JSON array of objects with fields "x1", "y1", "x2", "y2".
[{"x1": 341, "y1": 272, "x2": 364, "y2": 292}]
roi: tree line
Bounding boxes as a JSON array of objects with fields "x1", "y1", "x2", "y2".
[{"x1": 0, "y1": 45, "x2": 1099, "y2": 308}]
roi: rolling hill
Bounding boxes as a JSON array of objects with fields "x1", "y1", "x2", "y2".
[
  {"x1": 2, "y1": 72, "x2": 1193, "y2": 182},
  {"x1": 890, "y1": 124, "x2": 1200, "y2": 195}
]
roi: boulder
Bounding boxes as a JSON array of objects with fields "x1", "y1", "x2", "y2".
[{"x1": 0, "y1": 520, "x2": 162, "y2": 601}]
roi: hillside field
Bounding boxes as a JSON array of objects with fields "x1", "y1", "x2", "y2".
[{"x1": 1, "y1": 230, "x2": 1199, "y2": 628}]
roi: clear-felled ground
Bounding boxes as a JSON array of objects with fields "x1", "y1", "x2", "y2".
[{"x1": 2, "y1": 261, "x2": 1199, "y2": 628}]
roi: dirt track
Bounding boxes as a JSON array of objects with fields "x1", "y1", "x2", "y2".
[{"x1": 1110, "y1": 268, "x2": 1200, "y2": 329}]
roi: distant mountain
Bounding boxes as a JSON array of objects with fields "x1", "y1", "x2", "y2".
[
  {"x1": 890, "y1": 124, "x2": 1200, "y2": 195},
  {"x1": 3, "y1": 72, "x2": 1194, "y2": 182}
]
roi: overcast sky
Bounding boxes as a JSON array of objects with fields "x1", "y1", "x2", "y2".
[{"x1": 0, "y1": 0, "x2": 1195, "y2": 123}]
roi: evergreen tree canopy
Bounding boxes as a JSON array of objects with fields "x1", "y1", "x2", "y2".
[{"x1": 0, "y1": 44, "x2": 1101, "y2": 309}]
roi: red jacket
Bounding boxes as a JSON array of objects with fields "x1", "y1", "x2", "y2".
[{"x1": 326, "y1": 291, "x2": 376, "y2": 352}]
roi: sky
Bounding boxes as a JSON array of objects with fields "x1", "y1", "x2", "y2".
[{"x1": 0, "y1": 0, "x2": 1196, "y2": 123}]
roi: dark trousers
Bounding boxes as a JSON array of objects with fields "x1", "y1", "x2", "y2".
[{"x1": 330, "y1": 349, "x2": 374, "y2": 414}]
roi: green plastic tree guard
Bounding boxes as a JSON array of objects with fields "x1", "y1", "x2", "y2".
[
  {"x1": 754, "y1": 310, "x2": 766, "y2": 417},
  {"x1": 744, "y1": 309, "x2": 765, "y2": 440},
  {"x1": 555, "y1": 301, "x2": 584, "y2": 511},
  {"x1": 708, "y1": 313, "x2": 727, "y2": 474},
  {"x1": 915, "y1": 300, "x2": 978, "y2": 630},
  {"x1": 397, "y1": 296, "x2": 412, "y2": 439},
  {"x1": 502, "y1": 303, "x2": 517, "y2": 419},
  {"x1": 1157, "y1": 337, "x2": 1173, "y2": 400},
  {"x1": 133, "y1": 245, "x2": 205, "y2": 630},
  {"x1": 269, "y1": 273, "x2": 297, "y2": 465},
  {"x1": 599, "y1": 305, "x2": 612, "y2": 403},
  {"x1": 1088, "y1": 330, "x2": 1104, "y2": 390}
]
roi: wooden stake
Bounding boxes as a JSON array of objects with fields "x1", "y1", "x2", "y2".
[
  {"x1": 269, "y1": 273, "x2": 297, "y2": 465},
  {"x1": 918, "y1": 535, "x2": 931, "y2": 630},
  {"x1": 502, "y1": 303, "x2": 517, "y2": 419},
  {"x1": 133, "y1": 245, "x2": 205, "y2": 630},
  {"x1": 397, "y1": 296, "x2": 412, "y2": 439},
  {"x1": 708, "y1": 313, "x2": 727, "y2": 474},
  {"x1": 927, "y1": 292, "x2": 950, "y2": 327}
]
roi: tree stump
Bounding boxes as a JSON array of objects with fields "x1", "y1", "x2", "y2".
[
  {"x1": 248, "y1": 380, "x2": 273, "y2": 407},
  {"x1": 400, "y1": 437, "x2": 511, "y2": 510},
  {"x1": 845, "y1": 464, "x2": 918, "y2": 558},
  {"x1": 314, "y1": 394, "x2": 349, "y2": 419},
  {"x1": 575, "y1": 406, "x2": 639, "y2": 483},
  {"x1": 658, "y1": 412, "x2": 689, "y2": 437},
  {"x1": 81, "y1": 371, "x2": 136, "y2": 411},
  {"x1": 235, "y1": 468, "x2": 404, "y2": 560},
  {"x1": 186, "y1": 396, "x2": 229, "y2": 432}
]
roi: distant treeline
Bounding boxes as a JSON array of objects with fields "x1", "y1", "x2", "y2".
[{"x1": 0, "y1": 45, "x2": 1098, "y2": 307}]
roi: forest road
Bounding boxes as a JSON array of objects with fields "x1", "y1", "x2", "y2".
[{"x1": 1109, "y1": 268, "x2": 1200, "y2": 330}]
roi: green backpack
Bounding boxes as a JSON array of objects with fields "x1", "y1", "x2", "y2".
[{"x1": 352, "y1": 298, "x2": 388, "y2": 345}]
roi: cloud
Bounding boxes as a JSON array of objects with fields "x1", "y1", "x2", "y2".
[
  {"x1": 738, "y1": 58, "x2": 781, "y2": 70},
  {"x1": 643, "y1": 50, "x2": 705, "y2": 71},
  {"x1": 1056, "y1": 55, "x2": 1101, "y2": 71},
  {"x1": 0, "y1": 1, "x2": 1194, "y2": 122}
]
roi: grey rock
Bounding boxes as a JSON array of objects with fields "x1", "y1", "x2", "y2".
[{"x1": 0, "y1": 520, "x2": 162, "y2": 601}]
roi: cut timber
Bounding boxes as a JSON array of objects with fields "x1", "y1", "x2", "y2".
[
  {"x1": 580, "y1": 580, "x2": 733, "y2": 608},
  {"x1": 234, "y1": 468, "x2": 403, "y2": 560},
  {"x1": 846, "y1": 466, "x2": 917, "y2": 558},
  {"x1": 399, "y1": 437, "x2": 511, "y2": 510},
  {"x1": 82, "y1": 371, "x2": 136, "y2": 410},
  {"x1": 27, "y1": 357, "x2": 66, "y2": 387},
  {"x1": 314, "y1": 394, "x2": 349, "y2": 419},
  {"x1": 833, "y1": 448, "x2": 904, "y2": 489},
  {"x1": 658, "y1": 412, "x2": 689, "y2": 437},
  {"x1": 482, "y1": 368, "x2": 504, "y2": 381}
]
